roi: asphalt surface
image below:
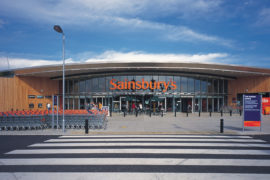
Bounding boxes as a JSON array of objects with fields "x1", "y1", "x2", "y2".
[{"x1": 1, "y1": 134, "x2": 270, "y2": 180}]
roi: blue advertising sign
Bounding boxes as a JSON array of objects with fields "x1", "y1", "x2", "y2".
[
  {"x1": 53, "y1": 95, "x2": 58, "y2": 106},
  {"x1": 243, "y1": 94, "x2": 262, "y2": 128}
]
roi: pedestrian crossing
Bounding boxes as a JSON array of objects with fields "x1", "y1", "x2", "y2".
[{"x1": 1, "y1": 134, "x2": 270, "y2": 180}]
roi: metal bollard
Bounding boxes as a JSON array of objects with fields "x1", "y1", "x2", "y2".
[
  {"x1": 230, "y1": 110, "x2": 232, "y2": 116},
  {"x1": 150, "y1": 110, "x2": 151, "y2": 117},
  {"x1": 221, "y1": 110, "x2": 223, "y2": 117},
  {"x1": 175, "y1": 110, "x2": 176, "y2": 117},
  {"x1": 85, "y1": 119, "x2": 89, "y2": 134},
  {"x1": 136, "y1": 110, "x2": 138, "y2": 117},
  {"x1": 199, "y1": 110, "x2": 200, "y2": 117},
  {"x1": 161, "y1": 111, "x2": 163, "y2": 117},
  {"x1": 124, "y1": 111, "x2": 126, "y2": 117},
  {"x1": 210, "y1": 111, "x2": 212, "y2": 117},
  {"x1": 186, "y1": 111, "x2": 188, "y2": 117},
  {"x1": 220, "y1": 119, "x2": 224, "y2": 133}
]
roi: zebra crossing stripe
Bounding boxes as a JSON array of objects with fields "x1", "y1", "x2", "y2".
[
  {"x1": 1, "y1": 158, "x2": 270, "y2": 166},
  {"x1": 60, "y1": 135, "x2": 253, "y2": 138},
  {"x1": 45, "y1": 138, "x2": 265, "y2": 143},
  {"x1": 29, "y1": 142, "x2": 270, "y2": 148},
  {"x1": 6, "y1": 149, "x2": 270, "y2": 155},
  {"x1": 0, "y1": 172, "x2": 270, "y2": 180}
]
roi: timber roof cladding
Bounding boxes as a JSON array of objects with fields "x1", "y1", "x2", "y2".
[{"x1": 1, "y1": 61, "x2": 270, "y2": 80}]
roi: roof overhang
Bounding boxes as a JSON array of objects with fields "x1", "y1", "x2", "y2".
[{"x1": 1, "y1": 61, "x2": 270, "y2": 80}]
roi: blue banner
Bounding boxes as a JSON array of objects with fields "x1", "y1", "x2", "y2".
[
  {"x1": 243, "y1": 94, "x2": 261, "y2": 127},
  {"x1": 53, "y1": 96, "x2": 58, "y2": 106}
]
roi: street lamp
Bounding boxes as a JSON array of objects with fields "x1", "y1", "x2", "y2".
[{"x1": 54, "y1": 25, "x2": 65, "y2": 132}]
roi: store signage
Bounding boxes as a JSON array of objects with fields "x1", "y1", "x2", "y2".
[
  {"x1": 110, "y1": 78, "x2": 177, "y2": 92},
  {"x1": 243, "y1": 94, "x2": 261, "y2": 128},
  {"x1": 262, "y1": 97, "x2": 270, "y2": 115}
]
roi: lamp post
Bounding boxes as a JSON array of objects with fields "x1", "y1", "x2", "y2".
[{"x1": 53, "y1": 25, "x2": 65, "y2": 132}]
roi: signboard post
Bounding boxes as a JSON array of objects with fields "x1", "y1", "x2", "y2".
[{"x1": 243, "y1": 94, "x2": 262, "y2": 132}]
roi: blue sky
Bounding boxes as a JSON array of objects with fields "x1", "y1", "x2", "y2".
[{"x1": 0, "y1": 0, "x2": 270, "y2": 70}]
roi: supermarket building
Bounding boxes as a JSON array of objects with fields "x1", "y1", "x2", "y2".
[{"x1": 1, "y1": 61, "x2": 270, "y2": 113}]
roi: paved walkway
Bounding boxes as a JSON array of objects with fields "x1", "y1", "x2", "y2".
[{"x1": 1, "y1": 112, "x2": 270, "y2": 135}]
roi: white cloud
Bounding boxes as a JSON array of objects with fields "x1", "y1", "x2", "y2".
[
  {"x1": 0, "y1": 19, "x2": 5, "y2": 28},
  {"x1": 85, "y1": 51, "x2": 228, "y2": 64},
  {"x1": 0, "y1": 51, "x2": 229, "y2": 71},
  {"x1": 0, "y1": 57, "x2": 74, "y2": 70},
  {"x1": 256, "y1": 8, "x2": 270, "y2": 26},
  {"x1": 105, "y1": 17, "x2": 234, "y2": 47},
  {"x1": 0, "y1": 0, "x2": 232, "y2": 46}
]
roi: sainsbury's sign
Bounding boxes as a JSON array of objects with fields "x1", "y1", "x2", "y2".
[{"x1": 110, "y1": 78, "x2": 177, "y2": 92}]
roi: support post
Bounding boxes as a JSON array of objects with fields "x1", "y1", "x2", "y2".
[
  {"x1": 220, "y1": 119, "x2": 224, "y2": 133},
  {"x1": 85, "y1": 119, "x2": 89, "y2": 134}
]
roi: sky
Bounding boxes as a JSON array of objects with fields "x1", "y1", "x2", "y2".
[{"x1": 0, "y1": 0, "x2": 270, "y2": 70}]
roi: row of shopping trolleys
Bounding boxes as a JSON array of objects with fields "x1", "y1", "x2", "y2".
[{"x1": 0, "y1": 114, "x2": 107, "y2": 131}]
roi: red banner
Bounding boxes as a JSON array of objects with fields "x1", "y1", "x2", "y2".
[{"x1": 262, "y1": 97, "x2": 270, "y2": 115}]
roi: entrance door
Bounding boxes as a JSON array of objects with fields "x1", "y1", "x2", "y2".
[
  {"x1": 120, "y1": 97, "x2": 127, "y2": 112},
  {"x1": 181, "y1": 98, "x2": 192, "y2": 112},
  {"x1": 175, "y1": 98, "x2": 181, "y2": 112}
]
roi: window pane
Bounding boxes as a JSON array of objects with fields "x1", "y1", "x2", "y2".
[
  {"x1": 195, "y1": 79, "x2": 200, "y2": 94},
  {"x1": 98, "y1": 77, "x2": 106, "y2": 92},
  {"x1": 201, "y1": 79, "x2": 207, "y2": 93},
  {"x1": 69, "y1": 80, "x2": 74, "y2": 94},
  {"x1": 208, "y1": 79, "x2": 213, "y2": 94},
  {"x1": 219, "y1": 80, "x2": 223, "y2": 94},
  {"x1": 79, "y1": 80, "x2": 85, "y2": 93},
  {"x1": 92, "y1": 78, "x2": 99, "y2": 92},
  {"x1": 188, "y1": 78, "x2": 194, "y2": 93},
  {"x1": 214, "y1": 80, "x2": 218, "y2": 93},
  {"x1": 174, "y1": 76, "x2": 181, "y2": 93},
  {"x1": 181, "y1": 77, "x2": 188, "y2": 92},
  {"x1": 86, "y1": 79, "x2": 91, "y2": 93}
]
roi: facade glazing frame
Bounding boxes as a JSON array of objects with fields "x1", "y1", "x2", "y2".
[{"x1": 64, "y1": 74, "x2": 228, "y2": 113}]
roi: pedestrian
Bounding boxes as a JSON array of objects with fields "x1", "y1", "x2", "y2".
[{"x1": 47, "y1": 103, "x2": 51, "y2": 111}]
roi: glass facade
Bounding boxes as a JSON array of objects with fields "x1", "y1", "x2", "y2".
[{"x1": 64, "y1": 74, "x2": 228, "y2": 113}]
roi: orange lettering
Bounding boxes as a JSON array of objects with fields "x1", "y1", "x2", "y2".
[
  {"x1": 110, "y1": 79, "x2": 117, "y2": 90},
  {"x1": 136, "y1": 81, "x2": 142, "y2": 89}
]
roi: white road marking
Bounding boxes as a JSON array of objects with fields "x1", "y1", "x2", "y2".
[
  {"x1": 0, "y1": 173, "x2": 270, "y2": 180},
  {"x1": 45, "y1": 138, "x2": 265, "y2": 143},
  {"x1": 60, "y1": 135, "x2": 253, "y2": 138},
  {"x1": 6, "y1": 149, "x2": 270, "y2": 155},
  {"x1": 1, "y1": 158, "x2": 270, "y2": 166},
  {"x1": 29, "y1": 142, "x2": 270, "y2": 148}
]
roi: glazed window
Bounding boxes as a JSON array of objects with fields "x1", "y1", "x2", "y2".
[
  {"x1": 38, "y1": 103, "x2": 43, "y2": 108},
  {"x1": 28, "y1": 95, "x2": 35, "y2": 99},
  {"x1": 29, "y1": 103, "x2": 34, "y2": 108}
]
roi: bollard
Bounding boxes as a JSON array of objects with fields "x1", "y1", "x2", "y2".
[
  {"x1": 199, "y1": 110, "x2": 200, "y2": 117},
  {"x1": 161, "y1": 111, "x2": 163, "y2": 117},
  {"x1": 150, "y1": 110, "x2": 151, "y2": 117},
  {"x1": 186, "y1": 111, "x2": 188, "y2": 117},
  {"x1": 124, "y1": 111, "x2": 126, "y2": 117},
  {"x1": 221, "y1": 110, "x2": 223, "y2": 117},
  {"x1": 175, "y1": 110, "x2": 176, "y2": 117},
  {"x1": 85, "y1": 119, "x2": 89, "y2": 134},
  {"x1": 230, "y1": 110, "x2": 232, "y2": 116},
  {"x1": 240, "y1": 109, "x2": 242, "y2": 116},
  {"x1": 220, "y1": 119, "x2": 224, "y2": 133},
  {"x1": 209, "y1": 111, "x2": 212, "y2": 117},
  {"x1": 136, "y1": 110, "x2": 138, "y2": 117}
]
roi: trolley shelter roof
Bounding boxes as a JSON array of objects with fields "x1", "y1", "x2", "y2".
[{"x1": 1, "y1": 61, "x2": 270, "y2": 80}]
